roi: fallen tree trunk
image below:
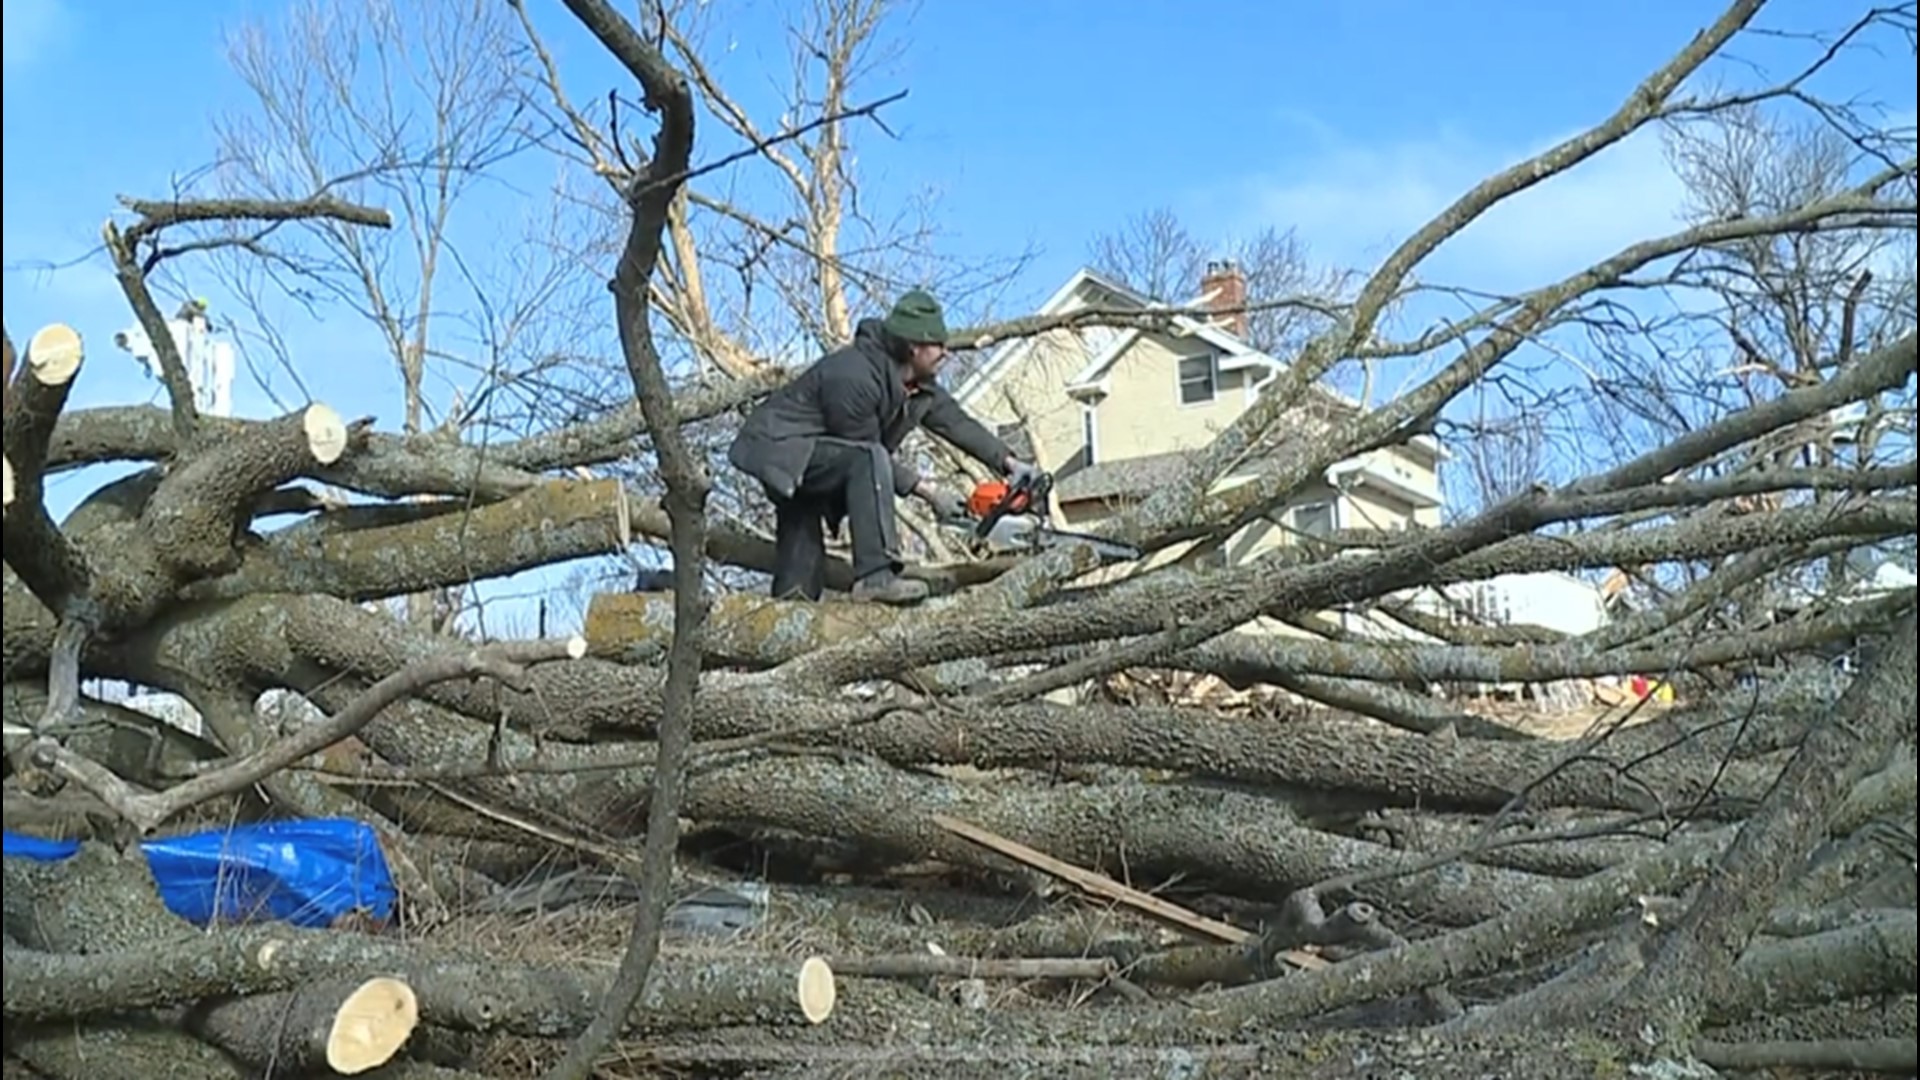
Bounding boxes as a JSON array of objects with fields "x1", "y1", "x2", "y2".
[
  {"x1": 1692, "y1": 1035, "x2": 1917, "y2": 1074},
  {"x1": 828, "y1": 954, "x2": 1117, "y2": 981},
  {"x1": 4, "y1": 842, "x2": 837, "y2": 1045},
  {"x1": 134, "y1": 651, "x2": 1570, "y2": 928},
  {"x1": 811, "y1": 702, "x2": 1775, "y2": 815},
  {"x1": 584, "y1": 589, "x2": 1883, "y2": 698},
  {"x1": 5, "y1": 934, "x2": 837, "y2": 1038},
  {"x1": 7, "y1": 1018, "x2": 245, "y2": 1080},
  {"x1": 64, "y1": 591, "x2": 1797, "y2": 823},
  {"x1": 1350, "y1": 809, "x2": 1665, "y2": 877},
  {"x1": 1710, "y1": 910, "x2": 1918, "y2": 1027},
  {"x1": 182, "y1": 975, "x2": 420, "y2": 1075},
  {"x1": 1112, "y1": 747, "x2": 1918, "y2": 1037},
  {"x1": 679, "y1": 754, "x2": 1563, "y2": 927},
  {"x1": 155, "y1": 594, "x2": 1790, "y2": 817},
  {"x1": 1704, "y1": 994, "x2": 1918, "y2": 1048}
]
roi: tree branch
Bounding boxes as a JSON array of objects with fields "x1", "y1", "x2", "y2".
[
  {"x1": 2, "y1": 325, "x2": 95, "y2": 616},
  {"x1": 541, "y1": 2, "x2": 707, "y2": 1077},
  {"x1": 100, "y1": 222, "x2": 202, "y2": 440},
  {"x1": 1608, "y1": 609, "x2": 1918, "y2": 1046},
  {"x1": 116, "y1": 193, "x2": 393, "y2": 253},
  {"x1": 29, "y1": 636, "x2": 587, "y2": 834},
  {"x1": 141, "y1": 404, "x2": 357, "y2": 580}
]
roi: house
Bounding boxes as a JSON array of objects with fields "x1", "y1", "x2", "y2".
[
  {"x1": 1439, "y1": 572, "x2": 1613, "y2": 638},
  {"x1": 952, "y1": 262, "x2": 1446, "y2": 592}
]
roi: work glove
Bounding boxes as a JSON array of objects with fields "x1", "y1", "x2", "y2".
[
  {"x1": 921, "y1": 487, "x2": 969, "y2": 522},
  {"x1": 1006, "y1": 458, "x2": 1043, "y2": 487}
]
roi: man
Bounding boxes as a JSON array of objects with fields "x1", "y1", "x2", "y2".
[{"x1": 728, "y1": 289, "x2": 1041, "y2": 604}]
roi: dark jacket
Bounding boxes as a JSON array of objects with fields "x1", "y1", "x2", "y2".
[{"x1": 728, "y1": 317, "x2": 1011, "y2": 500}]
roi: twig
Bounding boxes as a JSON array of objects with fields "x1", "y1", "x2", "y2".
[
  {"x1": 637, "y1": 89, "x2": 909, "y2": 195},
  {"x1": 31, "y1": 636, "x2": 586, "y2": 834}
]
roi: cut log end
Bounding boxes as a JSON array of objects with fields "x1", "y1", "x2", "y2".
[
  {"x1": 326, "y1": 976, "x2": 419, "y2": 1074},
  {"x1": 303, "y1": 403, "x2": 350, "y2": 465},
  {"x1": 564, "y1": 634, "x2": 589, "y2": 660},
  {"x1": 3, "y1": 456, "x2": 14, "y2": 508},
  {"x1": 27, "y1": 324, "x2": 84, "y2": 385},
  {"x1": 797, "y1": 956, "x2": 836, "y2": 1024}
]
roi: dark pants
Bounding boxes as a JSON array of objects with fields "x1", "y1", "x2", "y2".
[{"x1": 769, "y1": 439, "x2": 901, "y2": 600}]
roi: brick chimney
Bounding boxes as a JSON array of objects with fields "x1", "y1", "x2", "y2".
[{"x1": 1200, "y1": 259, "x2": 1248, "y2": 338}]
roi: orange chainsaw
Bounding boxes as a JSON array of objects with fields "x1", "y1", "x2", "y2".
[{"x1": 950, "y1": 470, "x2": 1141, "y2": 562}]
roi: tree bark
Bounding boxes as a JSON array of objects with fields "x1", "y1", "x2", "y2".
[
  {"x1": 1604, "y1": 610, "x2": 1918, "y2": 1047},
  {"x1": 182, "y1": 976, "x2": 419, "y2": 1074},
  {"x1": 7, "y1": 1018, "x2": 245, "y2": 1080},
  {"x1": 3, "y1": 842, "x2": 835, "y2": 1041}
]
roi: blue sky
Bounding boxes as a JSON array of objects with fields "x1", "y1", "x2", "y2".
[{"x1": 5, "y1": 0, "x2": 1913, "y2": 632}]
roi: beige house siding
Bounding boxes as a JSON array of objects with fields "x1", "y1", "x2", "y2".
[
  {"x1": 1341, "y1": 485, "x2": 1418, "y2": 533},
  {"x1": 1091, "y1": 333, "x2": 1254, "y2": 460},
  {"x1": 959, "y1": 329, "x2": 1089, "y2": 475}
]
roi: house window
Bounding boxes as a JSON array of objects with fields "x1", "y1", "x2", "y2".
[
  {"x1": 1178, "y1": 352, "x2": 1217, "y2": 405},
  {"x1": 1467, "y1": 583, "x2": 1511, "y2": 624},
  {"x1": 1292, "y1": 501, "x2": 1334, "y2": 539},
  {"x1": 1080, "y1": 405, "x2": 1097, "y2": 466}
]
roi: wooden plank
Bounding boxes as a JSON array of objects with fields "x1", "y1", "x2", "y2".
[{"x1": 932, "y1": 812, "x2": 1328, "y2": 972}]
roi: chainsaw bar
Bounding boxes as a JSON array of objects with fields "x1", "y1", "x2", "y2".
[{"x1": 975, "y1": 514, "x2": 1142, "y2": 562}]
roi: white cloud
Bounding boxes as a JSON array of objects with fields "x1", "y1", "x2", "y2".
[
  {"x1": 3, "y1": 0, "x2": 69, "y2": 74},
  {"x1": 1229, "y1": 122, "x2": 1692, "y2": 294}
]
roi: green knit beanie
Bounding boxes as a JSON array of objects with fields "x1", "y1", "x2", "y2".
[{"x1": 883, "y1": 289, "x2": 948, "y2": 345}]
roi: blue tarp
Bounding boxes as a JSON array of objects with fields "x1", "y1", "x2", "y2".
[{"x1": 3, "y1": 818, "x2": 396, "y2": 928}]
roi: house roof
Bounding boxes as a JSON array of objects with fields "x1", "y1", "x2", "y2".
[
  {"x1": 1054, "y1": 450, "x2": 1197, "y2": 504},
  {"x1": 1063, "y1": 300, "x2": 1267, "y2": 392},
  {"x1": 952, "y1": 268, "x2": 1146, "y2": 407},
  {"x1": 1056, "y1": 434, "x2": 1381, "y2": 505}
]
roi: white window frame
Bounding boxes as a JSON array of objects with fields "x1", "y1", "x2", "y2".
[
  {"x1": 1080, "y1": 403, "x2": 1098, "y2": 465},
  {"x1": 1177, "y1": 351, "x2": 1218, "y2": 406},
  {"x1": 1291, "y1": 500, "x2": 1335, "y2": 540}
]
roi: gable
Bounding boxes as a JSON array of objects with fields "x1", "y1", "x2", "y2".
[
  {"x1": 953, "y1": 268, "x2": 1150, "y2": 408},
  {"x1": 955, "y1": 265, "x2": 1450, "y2": 473}
]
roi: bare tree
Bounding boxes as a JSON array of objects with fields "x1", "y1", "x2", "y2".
[
  {"x1": 1088, "y1": 206, "x2": 1353, "y2": 378},
  {"x1": 197, "y1": 0, "x2": 570, "y2": 631},
  {"x1": 1452, "y1": 390, "x2": 1555, "y2": 511},
  {"x1": 4, "y1": 1, "x2": 1917, "y2": 1077}
]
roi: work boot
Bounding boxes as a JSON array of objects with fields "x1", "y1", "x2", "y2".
[{"x1": 850, "y1": 569, "x2": 929, "y2": 605}]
